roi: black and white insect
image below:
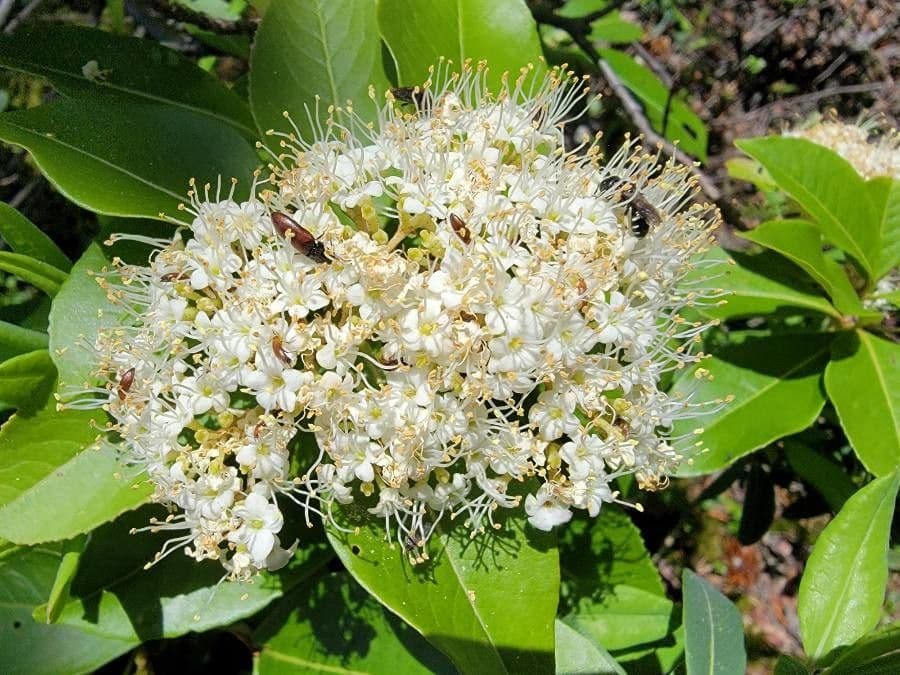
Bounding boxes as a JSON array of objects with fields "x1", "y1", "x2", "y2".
[{"x1": 598, "y1": 176, "x2": 661, "y2": 239}]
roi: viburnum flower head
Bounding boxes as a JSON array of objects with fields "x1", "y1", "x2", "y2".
[{"x1": 76, "y1": 61, "x2": 718, "y2": 580}]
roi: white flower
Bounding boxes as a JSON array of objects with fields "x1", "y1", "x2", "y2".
[
  {"x1": 229, "y1": 493, "x2": 284, "y2": 565},
  {"x1": 525, "y1": 485, "x2": 573, "y2": 531}
]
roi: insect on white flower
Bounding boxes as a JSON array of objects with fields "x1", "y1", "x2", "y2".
[{"x1": 72, "y1": 60, "x2": 720, "y2": 579}]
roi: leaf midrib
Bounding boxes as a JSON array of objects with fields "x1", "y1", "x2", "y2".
[
  {"x1": 0, "y1": 117, "x2": 185, "y2": 203},
  {"x1": 0, "y1": 59, "x2": 254, "y2": 137},
  {"x1": 859, "y1": 331, "x2": 900, "y2": 445}
]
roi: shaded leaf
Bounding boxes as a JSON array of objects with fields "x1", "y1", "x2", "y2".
[
  {"x1": 0, "y1": 250, "x2": 67, "y2": 296},
  {"x1": 825, "y1": 330, "x2": 900, "y2": 476},
  {"x1": 378, "y1": 0, "x2": 546, "y2": 91},
  {"x1": 737, "y1": 463, "x2": 774, "y2": 545},
  {"x1": 827, "y1": 622, "x2": 900, "y2": 675},
  {"x1": 588, "y1": 13, "x2": 643, "y2": 44},
  {"x1": 682, "y1": 569, "x2": 746, "y2": 675},
  {"x1": 250, "y1": 0, "x2": 390, "y2": 143},
  {"x1": 255, "y1": 572, "x2": 454, "y2": 674},
  {"x1": 0, "y1": 320, "x2": 48, "y2": 361},
  {"x1": 798, "y1": 470, "x2": 900, "y2": 659},
  {"x1": 0, "y1": 22, "x2": 255, "y2": 136},
  {"x1": 783, "y1": 441, "x2": 855, "y2": 512},
  {"x1": 328, "y1": 512, "x2": 558, "y2": 674},
  {"x1": 737, "y1": 137, "x2": 880, "y2": 279},
  {"x1": 599, "y1": 48, "x2": 707, "y2": 160},
  {"x1": 0, "y1": 97, "x2": 259, "y2": 219},
  {"x1": 0, "y1": 544, "x2": 133, "y2": 675},
  {"x1": 0, "y1": 202, "x2": 71, "y2": 271},
  {"x1": 673, "y1": 333, "x2": 832, "y2": 476},
  {"x1": 44, "y1": 534, "x2": 88, "y2": 624}
]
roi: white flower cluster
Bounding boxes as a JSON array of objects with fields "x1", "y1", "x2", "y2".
[{"x1": 80, "y1": 65, "x2": 716, "y2": 578}]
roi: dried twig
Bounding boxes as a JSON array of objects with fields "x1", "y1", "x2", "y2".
[
  {"x1": 141, "y1": 0, "x2": 257, "y2": 35},
  {"x1": 532, "y1": 6, "x2": 724, "y2": 204}
]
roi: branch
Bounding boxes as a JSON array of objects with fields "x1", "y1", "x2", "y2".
[
  {"x1": 533, "y1": 5, "x2": 729, "y2": 210},
  {"x1": 141, "y1": 0, "x2": 257, "y2": 35}
]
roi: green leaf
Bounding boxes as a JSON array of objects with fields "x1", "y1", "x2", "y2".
[
  {"x1": 682, "y1": 569, "x2": 746, "y2": 675},
  {"x1": 0, "y1": 250, "x2": 67, "y2": 296},
  {"x1": 867, "y1": 176, "x2": 900, "y2": 279},
  {"x1": 560, "y1": 510, "x2": 664, "y2": 615},
  {"x1": 741, "y1": 219, "x2": 863, "y2": 316},
  {"x1": 555, "y1": 620, "x2": 626, "y2": 675},
  {"x1": 737, "y1": 137, "x2": 880, "y2": 279},
  {"x1": 378, "y1": 0, "x2": 546, "y2": 91},
  {"x1": 827, "y1": 622, "x2": 900, "y2": 674},
  {"x1": 0, "y1": 22, "x2": 255, "y2": 137},
  {"x1": 692, "y1": 247, "x2": 840, "y2": 321},
  {"x1": 563, "y1": 585, "x2": 674, "y2": 653},
  {"x1": 49, "y1": 243, "x2": 122, "y2": 389},
  {"x1": 0, "y1": 403, "x2": 152, "y2": 544},
  {"x1": 0, "y1": 544, "x2": 134, "y2": 675},
  {"x1": 725, "y1": 157, "x2": 776, "y2": 191},
  {"x1": 673, "y1": 333, "x2": 832, "y2": 476},
  {"x1": 783, "y1": 441, "x2": 855, "y2": 513},
  {"x1": 825, "y1": 330, "x2": 900, "y2": 476},
  {"x1": 44, "y1": 533, "x2": 88, "y2": 624},
  {"x1": 255, "y1": 572, "x2": 455, "y2": 674},
  {"x1": 54, "y1": 507, "x2": 331, "y2": 645},
  {"x1": 0, "y1": 320, "x2": 48, "y2": 361},
  {"x1": 774, "y1": 654, "x2": 810, "y2": 674},
  {"x1": 249, "y1": 0, "x2": 390, "y2": 143},
  {"x1": 328, "y1": 513, "x2": 558, "y2": 674},
  {"x1": 588, "y1": 13, "x2": 643, "y2": 44},
  {"x1": 0, "y1": 350, "x2": 56, "y2": 412},
  {"x1": 0, "y1": 202, "x2": 71, "y2": 271},
  {"x1": 599, "y1": 48, "x2": 708, "y2": 160},
  {"x1": 798, "y1": 470, "x2": 900, "y2": 660},
  {"x1": 0, "y1": 97, "x2": 259, "y2": 219}
]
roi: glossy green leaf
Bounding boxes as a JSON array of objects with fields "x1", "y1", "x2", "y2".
[
  {"x1": 563, "y1": 585, "x2": 674, "y2": 653},
  {"x1": 0, "y1": 403, "x2": 152, "y2": 544},
  {"x1": 378, "y1": 0, "x2": 546, "y2": 90},
  {"x1": 54, "y1": 507, "x2": 331, "y2": 645},
  {"x1": 691, "y1": 247, "x2": 840, "y2": 321},
  {"x1": 737, "y1": 137, "x2": 880, "y2": 278},
  {"x1": 0, "y1": 350, "x2": 56, "y2": 412},
  {"x1": 867, "y1": 176, "x2": 900, "y2": 279},
  {"x1": 0, "y1": 320, "x2": 48, "y2": 361},
  {"x1": 798, "y1": 470, "x2": 900, "y2": 660},
  {"x1": 0, "y1": 202, "x2": 71, "y2": 271},
  {"x1": 0, "y1": 97, "x2": 259, "y2": 219},
  {"x1": 49, "y1": 244, "x2": 122, "y2": 389},
  {"x1": 741, "y1": 219, "x2": 863, "y2": 315},
  {"x1": 555, "y1": 620, "x2": 626, "y2": 675},
  {"x1": 673, "y1": 333, "x2": 832, "y2": 476},
  {"x1": 827, "y1": 622, "x2": 900, "y2": 674},
  {"x1": 783, "y1": 441, "x2": 855, "y2": 512},
  {"x1": 599, "y1": 48, "x2": 708, "y2": 160},
  {"x1": 0, "y1": 22, "x2": 255, "y2": 136},
  {"x1": 0, "y1": 251, "x2": 67, "y2": 296},
  {"x1": 0, "y1": 544, "x2": 133, "y2": 675},
  {"x1": 255, "y1": 572, "x2": 454, "y2": 674},
  {"x1": 250, "y1": 0, "x2": 390, "y2": 143},
  {"x1": 682, "y1": 569, "x2": 746, "y2": 675},
  {"x1": 44, "y1": 533, "x2": 88, "y2": 624},
  {"x1": 328, "y1": 513, "x2": 558, "y2": 674},
  {"x1": 825, "y1": 330, "x2": 900, "y2": 476}
]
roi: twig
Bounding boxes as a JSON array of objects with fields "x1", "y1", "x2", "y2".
[
  {"x1": 3, "y1": 0, "x2": 45, "y2": 34},
  {"x1": 141, "y1": 0, "x2": 257, "y2": 34},
  {"x1": 533, "y1": 6, "x2": 724, "y2": 204},
  {"x1": 723, "y1": 81, "x2": 894, "y2": 123},
  {"x1": 0, "y1": 0, "x2": 16, "y2": 28},
  {"x1": 9, "y1": 177, "x2": 38, "y2": 209}
]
